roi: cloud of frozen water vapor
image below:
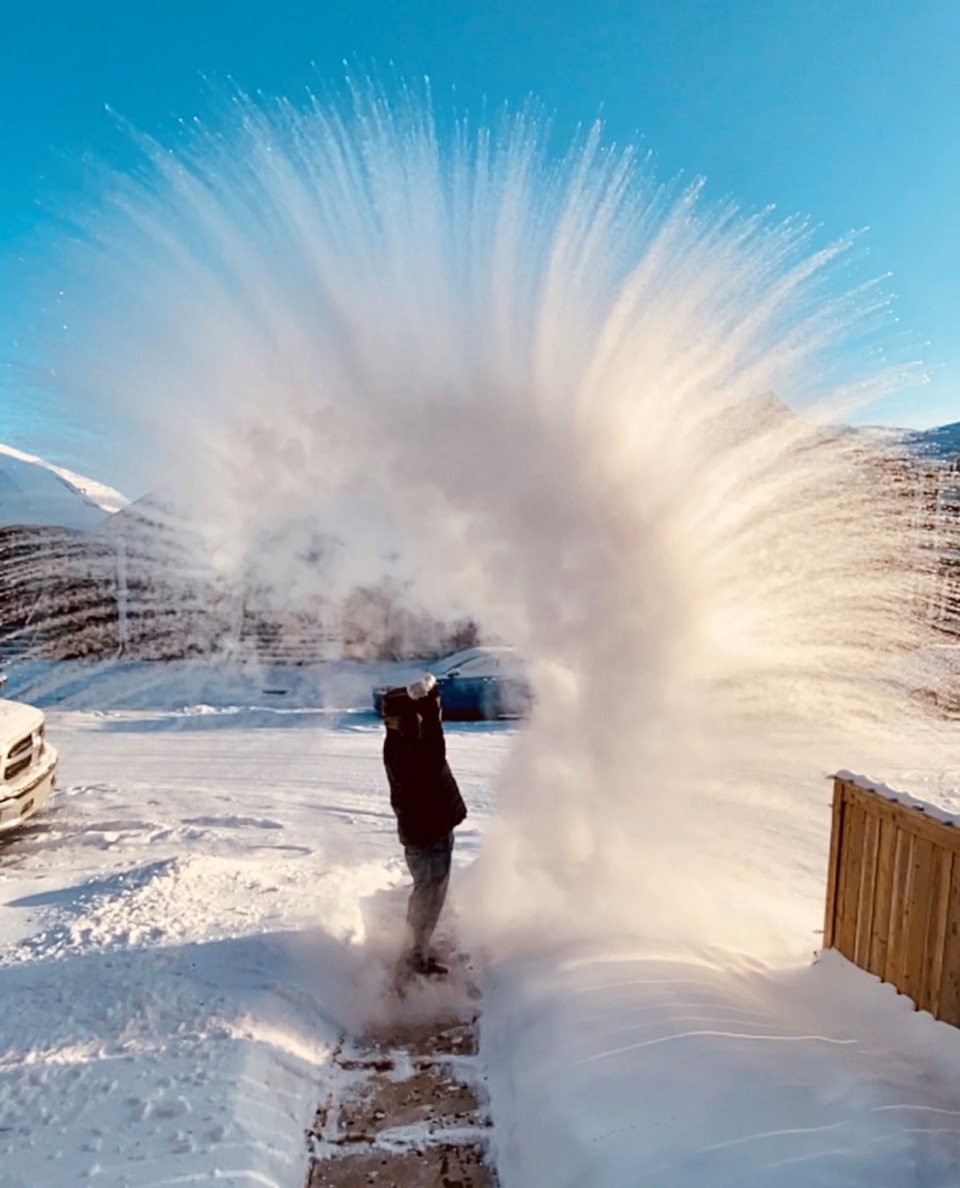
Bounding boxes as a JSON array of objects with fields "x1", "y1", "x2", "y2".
[{"x1": 42, "y1": 85, "x2": 940, "y2": 954}]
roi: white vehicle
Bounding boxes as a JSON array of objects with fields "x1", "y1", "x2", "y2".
[{"x1": 0, "y1": 681, "x2": 58, "y2": 832}]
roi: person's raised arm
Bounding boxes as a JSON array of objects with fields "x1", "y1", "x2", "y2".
[{"x1": 415, "y1": 686, "x2": 446, "y2": 768}]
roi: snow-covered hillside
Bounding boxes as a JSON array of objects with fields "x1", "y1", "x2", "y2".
[
  {"x1": 0, "y1": 443, "x2": 128, "y2": 531},
  {"x1": 902, "y1": 421, "x2": 960, "y2": 463},
  {"x1": 3, "y1": 661, "x2": 960, "y2": 1186}
]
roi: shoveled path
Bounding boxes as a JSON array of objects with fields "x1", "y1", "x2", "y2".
[{"x1": 305, "y1": 1006, "x2": 498, "y2": 1187}]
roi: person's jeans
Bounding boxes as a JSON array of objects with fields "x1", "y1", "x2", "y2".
[{"x1": 404, "y1": 831, "x2": 454, "y2": 961}]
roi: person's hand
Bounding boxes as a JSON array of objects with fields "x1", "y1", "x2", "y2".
[{"x1": 406, "y1": 673, "x2": 437, "y2": 700}]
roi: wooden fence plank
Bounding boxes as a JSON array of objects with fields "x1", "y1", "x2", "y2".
[
  {"x1": 939, "y1": 860, "x2": 960, "y2": 1027},
  {"x1": 854, "y1": 812, "x2": 881, "y2": 969},
  {"x1": 902, "y1": 835, "x2": 935, "y2": 1007},
  {"x1": 922, "y1": 849, "x2": 953, "y2": 1016},
  {"x1": 823, "y1": 780, "x2": 846, "y2": 949},
  {"x1": 884, "y1": 826, "x2": 913, "y2": 987},
  {"x1": 868, "y1": 814, "x2": 897, "y2": 978},
  {"x1": 835, "y1": 801, "x2": 865, "y2": 961}
]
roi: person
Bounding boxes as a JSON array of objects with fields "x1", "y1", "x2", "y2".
[{"x1": 382, "y1": 672, "x2": 467, "y2": 977}]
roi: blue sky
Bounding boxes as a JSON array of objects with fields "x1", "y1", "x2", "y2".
[{"x1": 1, "y1": 0, "x2": 958, "y2": 477}]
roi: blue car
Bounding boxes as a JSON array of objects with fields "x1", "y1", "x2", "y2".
[{"x1": 373, "y1": 647, "x2": 532, "y2": 721}]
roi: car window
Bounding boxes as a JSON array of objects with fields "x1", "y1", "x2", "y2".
[
  {"x1": 453, "y1": 656, "x2": 496, "y2": 677},
  {"x1": 432, "y1": 647, "x2": 524, "y2": 679},
  {"x1": 432, "y1": 650, "x2": 480, "y2": 676},
  {"x1": 448, "y1": 654, "x2": 524, "y2": 679}
]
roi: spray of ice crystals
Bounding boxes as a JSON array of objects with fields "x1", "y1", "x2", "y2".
[{"x1": 52, "y1": 86, "x2": 939, "y2": 952}]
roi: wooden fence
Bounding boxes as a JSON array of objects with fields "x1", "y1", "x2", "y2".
[{"x1": 824, "y1": 774, "x2": 960, "y2": 1026}]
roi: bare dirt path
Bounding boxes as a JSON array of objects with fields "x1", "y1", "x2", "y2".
[{"x1": 305, "y1": 1007, "x2": 498, "y2": 1187}]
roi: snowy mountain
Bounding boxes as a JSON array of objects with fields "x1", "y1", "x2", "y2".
[
  {"x1": 901, "y1": 420, "x2": 960, "y2": 463},
  {"x1": 0, "y1": 443, "x2": 128, "y2": 532}
]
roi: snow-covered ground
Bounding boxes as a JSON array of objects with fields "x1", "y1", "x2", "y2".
[
  {"x1": 0, "y1": 661, "x2": 504, "y2": 1187},
  {"x1": 3, "y1": 661, "x2": 960, "y2": 1186}
]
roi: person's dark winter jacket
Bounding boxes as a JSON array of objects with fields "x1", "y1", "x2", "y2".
[{"x1": 383, "y1": 686, "x2": 467, "y2": 847}]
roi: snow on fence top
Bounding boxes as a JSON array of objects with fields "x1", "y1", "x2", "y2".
[{"x1": 834, "y1": 770, "x2": 960, "y2": 830}]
